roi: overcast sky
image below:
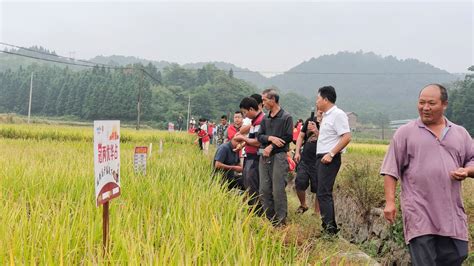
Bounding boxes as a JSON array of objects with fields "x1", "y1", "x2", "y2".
[{"x1": 0, "y1": 1, "x2": 472, "y2": 75}]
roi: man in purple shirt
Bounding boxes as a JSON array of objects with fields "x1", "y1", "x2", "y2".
[{"x1": 381, "y1": 84, "x2": 474, "y2": 266}]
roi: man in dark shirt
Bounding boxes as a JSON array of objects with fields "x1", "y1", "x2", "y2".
[
  {"x1": 294, "y1": 110, "x2": 322, "y2": 214},
  {"x1": 257, "y1": 88, "x2": 293, "y2": 226},
  {"x1": 213, "y1": 137, "x2": 243, "y2": 190},
  {"x1": 177, "y1": 116, "x2": 184, "y2": 131}
]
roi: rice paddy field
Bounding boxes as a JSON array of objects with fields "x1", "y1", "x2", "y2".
[
  {"x1": 0, "y1": 123, "x2": 472, "y2": 264},
  {"x1": 0, "y1": 124, "x2": 298, "y2": 264}
]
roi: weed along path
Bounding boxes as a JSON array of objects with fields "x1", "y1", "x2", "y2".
[{"x1": 1, "y1": 125, "x2": 472, "y2": 264}]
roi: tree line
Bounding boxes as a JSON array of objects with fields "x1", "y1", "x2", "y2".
[
  {"x1": 1, "y1": 53, "x2": 470, "y2": 135},
  {"x1": 446, "y1": 66, "x2": 474, "y2": 136},
  {"x1": 0, "y1": 61, "x2": 313, "y2": 128}
]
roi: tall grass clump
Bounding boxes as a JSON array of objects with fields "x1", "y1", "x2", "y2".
[{"x1": 338, "y1": 162, "x2": 385, "y2": 216}]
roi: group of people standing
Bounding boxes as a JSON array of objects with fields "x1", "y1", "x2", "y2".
[
  {"x1": 204, "y1": 83, "x2": 474, "y2": 265},
  {"x1": 191, "y1": 111, "x2": 245, "y2": 155},
  {"x1": 210, "y1": 86, "x2": 352, "y2": 234}
]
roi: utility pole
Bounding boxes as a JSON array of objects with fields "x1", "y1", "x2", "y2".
[
  {"x1": 136, "y1": 69, "x2": 143, "y2": 130},
  {"x1": 186, "y1": 94, "x2": 191, "y2": 132},
  {"x1": 27, "y1": 72, "x2": 33, "y2": 124}
]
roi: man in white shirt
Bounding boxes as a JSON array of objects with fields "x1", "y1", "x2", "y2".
[{"x1": 315, "y1": 86, "x2": 352, "y2": 235}]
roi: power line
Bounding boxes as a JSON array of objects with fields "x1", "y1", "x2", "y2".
[
  {"x1": 1, "y1": 42, "x2": 164, "y2": 82},
  {"x1": 0, "y1": 41, "x2": 122, "y2": 69},
  {"x1": 0, "y1": 44, "x2": 163, "y2": 130},
  {"x1": 0, "y1": 50, "x2": 163, "y2": 84},
  {"x1": 0, "y1": 50, "x2": 111, "y2": 68},
  {"x1": 0, "y1": 42, "x2": 164, "y2": 83},
  {"x1": 1, "y1": 42, "x2": 166, "y2": 83}
]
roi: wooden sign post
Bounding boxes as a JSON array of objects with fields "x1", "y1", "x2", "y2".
[
  {"x1": 102, "y1": 201, "x2": 109, "y2": 255},
  {"x1": 94, "y1": 120, "x2": 121, "y2": 256}
]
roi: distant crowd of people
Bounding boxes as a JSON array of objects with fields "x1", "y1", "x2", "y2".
[{"x1": 185, "y1": 84, "x2": 473, "y2": 265}]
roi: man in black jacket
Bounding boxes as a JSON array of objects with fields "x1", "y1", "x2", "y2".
[{"x1": 257, "y1": 88, "x2": 293, "y2": 226}]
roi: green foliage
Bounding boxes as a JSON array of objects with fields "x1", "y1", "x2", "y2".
[
  {"x1": 279, "y1": 92, "x2": 313, "y2": 120},
  {"x1": 268, "y1": 51, "x2": 459, "y2": 123},
  {"x1": 0, "y1": 46, "x2": 66, "y2": 72},
  {"x1": 339, "y1": 162, "x2": 385, "y2": 215},
  {"x1": 0, "y1": 63, "x2": 251, "y2": 126},
  {"x1": 150, "y1": 64, "x2": 256, "y2": 124},
  {"x1": 0, "y1": 61, "x2": 309, "y2": 127},
  {"x1": 2, "y1": 49, "x2": 463, "y2": 124},
  {"x1": 0, "y1": 64, "x2": 152, "y2": 121},
  {"x1": 446, "y1": 66, "x2": 474, "y2": 136},
  {"x1": 389, "y1": 214, "x2": 406, "y2": 247}
]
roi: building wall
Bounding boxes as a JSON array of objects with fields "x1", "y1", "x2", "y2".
[{"x1": 347, "y1": 113, "x2": 358, "y2": 131}]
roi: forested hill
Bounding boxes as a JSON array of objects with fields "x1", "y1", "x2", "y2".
[
  {"x1": 0, "y1": 58, "x2": 312, "y2": 127},
  {"x1": 89, "y1": 51, "x2": 462, "y2": 122},
  {"x1": 183, "y1": 62, "x2": 268, "y2": 88},
  {"x1": 90, "y1": 55, "x2": 172, "y2": 70},
  {"x1": 0, "y1": 47, "x2": 467, "y2": 127},
  {"x1": 89, "y1": 56, "x2": 269, "y2": 88},
  {"x1": 265, "y1": 51, "x2": 460, "y2": 121},
  {"x1": 0, "y1": 46, "x2": 78, "y2": 72}
]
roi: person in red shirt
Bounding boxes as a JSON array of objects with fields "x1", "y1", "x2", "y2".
[
  {"x1": 234, "y1": 97, "x2": 265, "y2": 213},
  {"x1": 195, "y1": 118, "x2": 210, "y2": 154},
  {"x1": 225, "y1": 111, "x2": 244, "y2": 142},
  {"x1": 198, "y1": 129, "x2": 210, "y2": 147},
  {"x1": 207, "y1": 121, "x2": 214, "y2": 145},
  {"x1": 293, "y1": 119, "x2": 303, "y2": 144}
]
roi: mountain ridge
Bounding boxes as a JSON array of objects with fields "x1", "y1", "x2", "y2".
[{"x1": 0, "y1": 48, "x2": 463, "y2": 121}]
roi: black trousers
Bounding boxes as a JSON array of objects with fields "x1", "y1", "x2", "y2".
[
  {"x1": 409, "y1": 235, "x2": 468, "y2": 266},
  {"x1": 243, "y1": 154, "x2": 260, "y2": 206},
  {"x1": 316, "y1": 153, "x2": 341, "y2": 234},
  {"x1": 295, "y1": 160, "x2": 318, "y2": 193}
]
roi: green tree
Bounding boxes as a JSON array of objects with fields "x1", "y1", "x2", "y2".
[{"x1": 446, "y1": 66, "x2": 474, "y2": 136}]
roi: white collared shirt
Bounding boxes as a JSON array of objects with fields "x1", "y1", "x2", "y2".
[{"x1": 316, "y1": 105, "x2": 350, "y2": 154}]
